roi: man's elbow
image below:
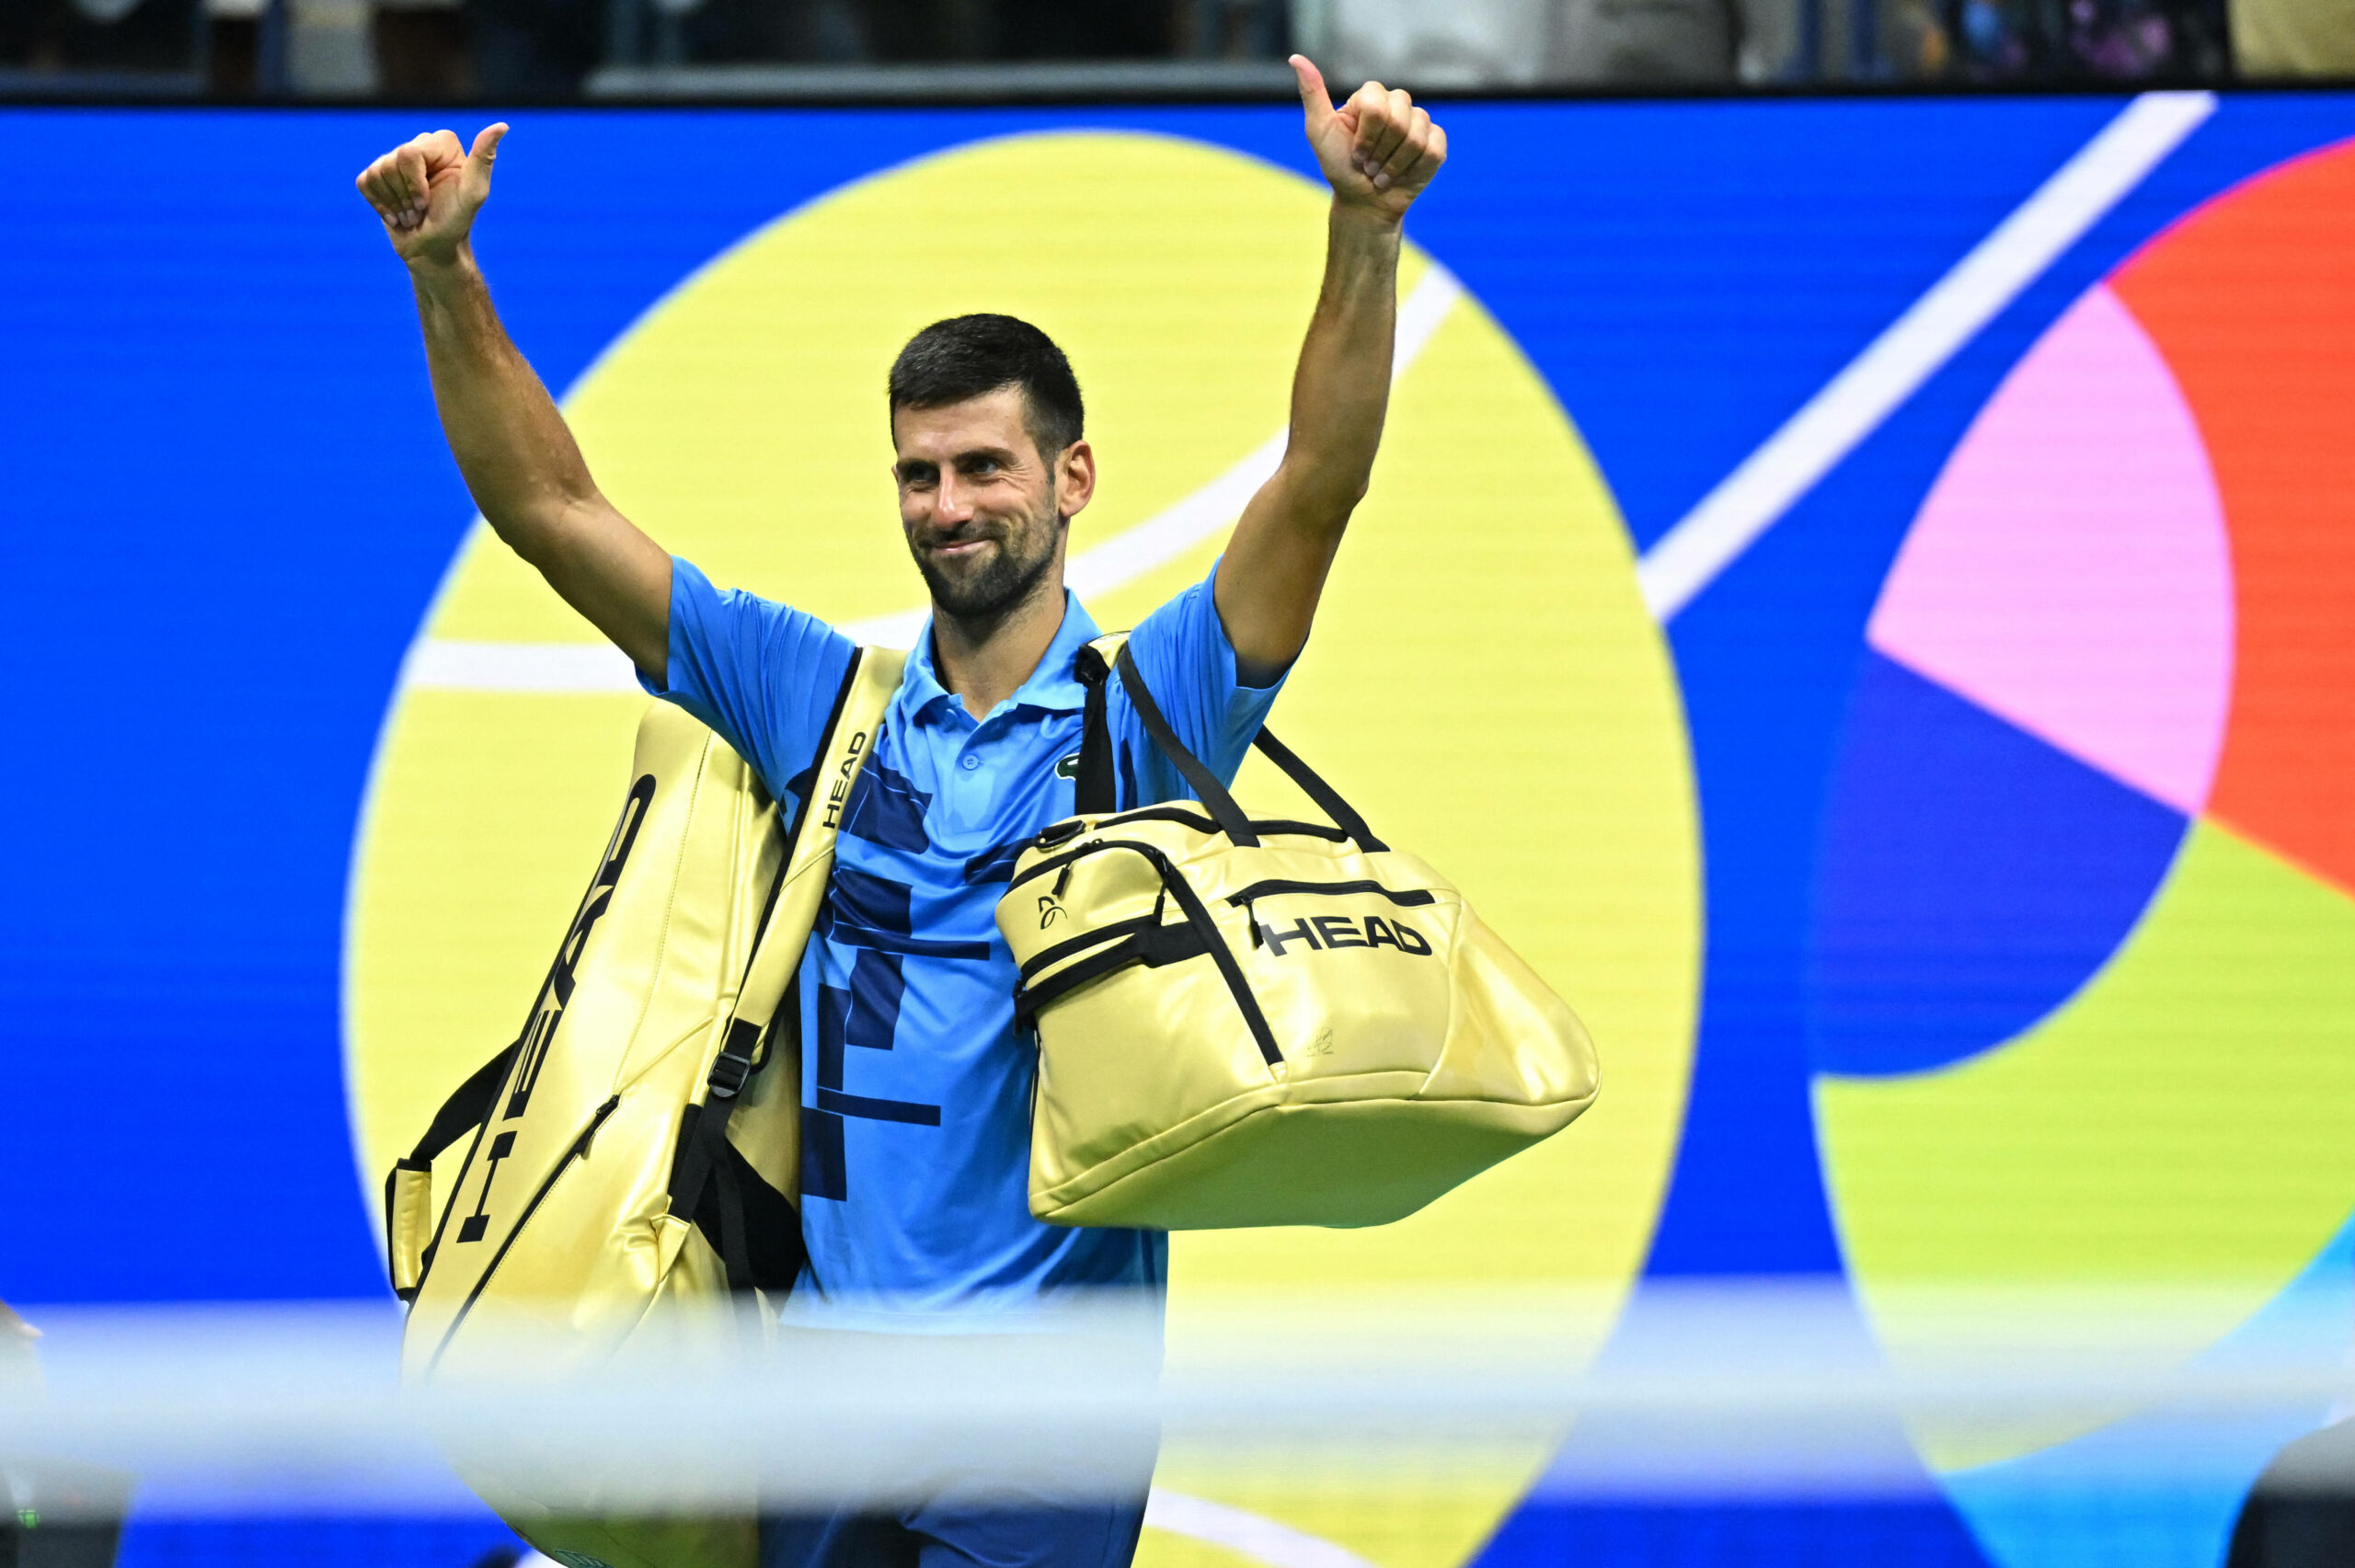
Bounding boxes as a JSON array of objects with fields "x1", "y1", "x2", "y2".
[
  {"x1": 1324, "y1": 470, "x2": 1372, "y2": 512},
  {"x1": 1274, "y1": 462, "x2": 1369, "y2": 536},
  {"x1": 484, "y1": 489, "x2": 598, "y2": 569}
]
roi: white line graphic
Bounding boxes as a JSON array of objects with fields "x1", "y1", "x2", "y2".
[
  {"x1": 402, "y1": 637, "x2": 638, "y2": 692},
  {"x1": 403, "y1": 267, "x2": 1465, "y2": 692},
  {"x1": 1144, "y1": 1489, "x2": 1384, "y2": 1568},
  {"x1": 1633, "y1": 89, "x2": 2215, "y2": 623}
]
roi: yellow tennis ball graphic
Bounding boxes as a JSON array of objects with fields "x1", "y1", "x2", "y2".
[{"x1": 346, "y1": 132, "x2": 1700, "y2": 1568}]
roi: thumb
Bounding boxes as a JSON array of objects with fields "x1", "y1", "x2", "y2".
[
  {"x1": 462, "y1": 122, "x2": 508, "y2": 202},
  {"x1": 1289, "y1": 55, "x2": 1333, "y2": 130}
]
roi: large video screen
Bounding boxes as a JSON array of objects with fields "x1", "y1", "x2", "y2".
[{"x1": 5, "y1": 90, "x2": 2353, "y2": 1568}]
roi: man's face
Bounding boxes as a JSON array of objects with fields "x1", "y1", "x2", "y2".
[{"x1": 891, "y1": 386, "x2": 1092, "y2": 622}]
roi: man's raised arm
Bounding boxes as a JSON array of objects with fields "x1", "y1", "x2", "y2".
[
  {"x1": 357, "y1": 126, "x2": 673, "y2": 681},
  {"x1": 1214, "y1": 59, "x2": 1447, "y2": 686}
]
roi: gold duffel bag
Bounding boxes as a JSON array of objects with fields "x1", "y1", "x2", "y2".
[
  {"x1": 385, "y1": 647, "x2": 902, "y2": 1568},
  {"x1": 1000, "y1": 637, "x2": 1599, "y2": 1230}
]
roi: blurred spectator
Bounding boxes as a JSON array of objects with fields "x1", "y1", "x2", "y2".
[
  {"x1": 1944, "y1": 0, "x2": 2226, "y2": 78},
  {"x1": 373, "y1": 0, "x2": 468, "y2": 94},
  {"x1": 0, "y1": 1300, "x2": 132, "y2": 1568},
  {"x1": 678, "y1": 0, "x2": 868, "y2": 62},
  {"x1": 1550, "y1": 0, "x2": 1742, "y2": 82},
  {"x1": 1316, "y1": 0, "x2": 2245, "y2": 84},
  {"x1": 2232, "y1": 0, "x2": 2355, "y2": 74},
  {"x1": 1174, "y1": 0, "x2": 1282, "y2": 54},
  {"x1": 595, "y1": 0, "x2": 1186, "y2": 72},
  {"x1": 1327, "y1": 0, "x2": 1557, "y2": 86},
  {"x1": 1328, "y1": 0, "x2": 1823, "y2": 86},
  {"x1": 286, "y1": 0, "x2": 373, "y2": 88},
  {"x1": 0, "y1": 0, "x2": 202, "y2": 77},
  {"x1": 466, "y1": 0, "x2": 597, "y2": 90}
]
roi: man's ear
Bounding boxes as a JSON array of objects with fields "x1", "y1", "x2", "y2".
[{"x1": 1058, "y1": 439, "x2": 1097, "y2": 521}]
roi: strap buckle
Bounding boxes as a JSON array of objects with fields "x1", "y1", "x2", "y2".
[{"x1": 707, "y1": 1050, "x2": 754, "y2": 1100}]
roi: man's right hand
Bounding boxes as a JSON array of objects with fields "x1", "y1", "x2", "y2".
[{"x1": 357, "y1": 124, "x2": 508, "y2": 267}]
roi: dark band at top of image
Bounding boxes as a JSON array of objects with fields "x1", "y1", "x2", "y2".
[{"x1": 3, "y1": 0, "x2": 2347, "y2": 104}]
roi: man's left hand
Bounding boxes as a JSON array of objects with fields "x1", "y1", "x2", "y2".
[{"x1": 1290, "y1": 55, "x2": 1447, "y2": 223}]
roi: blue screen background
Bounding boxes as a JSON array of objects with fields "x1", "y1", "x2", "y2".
[{"x1": 8, "y1": 91, "x2": 2355, "y2": 1568}]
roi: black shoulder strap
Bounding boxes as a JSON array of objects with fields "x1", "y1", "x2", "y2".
[
  {"x1": 1074, "y1": 646, "x2": 1119, "y2": 816},
  {"x1": 1113, "y1": 643, "x2": 1260, "y2": 847},
  {"x1": 665, "y1": 647, "x2": 874, "y2": 1296}
]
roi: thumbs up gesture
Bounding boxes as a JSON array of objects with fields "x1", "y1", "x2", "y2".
[
  {"x1": 356, "y1": 123, "x2": 509, "y2": 266},
  {"x1": 1290, "y1": 56, "x2": 1447, "y2": 223}
]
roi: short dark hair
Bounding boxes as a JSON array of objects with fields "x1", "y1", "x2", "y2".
[{"x1": 888, "y1": 314, "x2": 1085, "y2": 461}]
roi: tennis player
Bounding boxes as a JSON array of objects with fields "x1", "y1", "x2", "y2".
[{"x1": 358, "y1": 57, "x2": 1445, "y2": 1568}]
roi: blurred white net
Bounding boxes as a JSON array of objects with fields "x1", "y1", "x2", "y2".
[{"x1": 5, "y1": 1282, "x2": 2351, "y2": 1524}]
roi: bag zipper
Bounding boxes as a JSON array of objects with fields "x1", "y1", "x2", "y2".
[
  {"x1": 1228, "y1": 877, "x2": 1436, "y2": 907},
  {"x1": 1228, "y1": 879, "x2": 1436, "y2": 946},
  {"x1": 1030, "y1": 807, "x2": 1350, "y2": 853},
  {"x1": 423, "y1": 1094, "x2": 622, "y2": 1372}
]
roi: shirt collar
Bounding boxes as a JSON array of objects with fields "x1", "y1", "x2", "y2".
[{"x1": 899, "y1": 592, "x2": 1102, "y2": 727}]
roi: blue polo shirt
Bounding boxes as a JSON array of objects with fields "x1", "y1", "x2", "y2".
[{"x1": 645, "y1": 556, "x2": 1285, "y2": 1331}]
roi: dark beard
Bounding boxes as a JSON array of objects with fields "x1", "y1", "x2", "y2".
[{"x1": 912, "y1": 508, "x2": 1062, "y2": 623}]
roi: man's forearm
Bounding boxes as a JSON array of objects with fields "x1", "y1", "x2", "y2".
[
  {"x1": 1210, "y1": 65, "x2": 1442, "y2": 676},
  {"x1": 362, "y1": 126, "x2": 671, "y2": 676},
  {"x1": 1279, "y1": 202, "x2": 1402, "y2": 530},
  {"x1": 409, "y1": 246, "x2": 600, "y2": 562}
]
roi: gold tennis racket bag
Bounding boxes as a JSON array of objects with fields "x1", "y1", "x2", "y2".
[
  {"x1": 1001, "y1": 637, "x2": 1598, "y2": 1230},
  {"x1": 383, "y1": 647, "x2": 902, "y2": 1568}
]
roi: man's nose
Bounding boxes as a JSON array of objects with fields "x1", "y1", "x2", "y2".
[{"x1": 932, "y1": 472, "x2": 976, "y2": 524}]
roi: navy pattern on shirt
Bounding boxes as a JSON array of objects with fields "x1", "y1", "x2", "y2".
[{"x1": 642, "y1": 557, "x2": 1284, "y2": 1331}]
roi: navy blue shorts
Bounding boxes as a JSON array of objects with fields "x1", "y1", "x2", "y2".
[
  {"x1": 758, "y1": 1328, "x2": 1158, "y2": 1568},
  {"x1": 760, "y1": 1494, "x2": 1148, "y2": 1568}
]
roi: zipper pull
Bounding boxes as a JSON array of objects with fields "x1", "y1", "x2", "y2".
[
  {"x1": 1052, "y1": 862, "x2": 1074, "y2": 898},
  {"x1": 1244, "y1": 897, "x2": 1260, "y2": 946}
]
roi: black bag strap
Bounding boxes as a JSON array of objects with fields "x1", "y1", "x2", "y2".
[
  {"x1": 1012, "y1": 919, "x2": 1211, "y2": 1027},
  {"x1": 664, "y1": 645, "x2": 887, "y2": 1297},
  {"x1": 1246, "y1": 727, "x2": 1387, "y2": 853},
  {"x1": 385, "y1": 1039, "x2": 522, "y2": 1299},
  {"x1": 666, "y1": 1101, "x2": 807, "y2": 1298},
  {"x1": 1075, "y1": 637, "x2": 1386, "y2": 854},
  {"x1": 1074, "y1": 646, "x2": 1119, "y2": 816},
  {"x1": 1111, "y1": 643, "x2": 1259, "y2": 846},
  {"x1": 397, "y1": 1038, "x2": 522, "y2": 1173}
]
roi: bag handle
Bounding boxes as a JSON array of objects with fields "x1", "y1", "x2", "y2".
[
  {"x1": 1074, "y1": 635, "x2": 1386, "y2": 854},
  {"x1": 385, "y1": 1039, "x2": 520, "y2": 1301},
  {"x1": 1075, "y1": 642, "x2": 1258, "y2": 845},
  {"x1": 1243, "y1": 725, "x2": 1388, "y2": 854}
]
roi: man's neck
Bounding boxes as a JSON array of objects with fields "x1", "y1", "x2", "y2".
[{"x1": 928, "y1": 576, "x2": 1070, "y2": 720}]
